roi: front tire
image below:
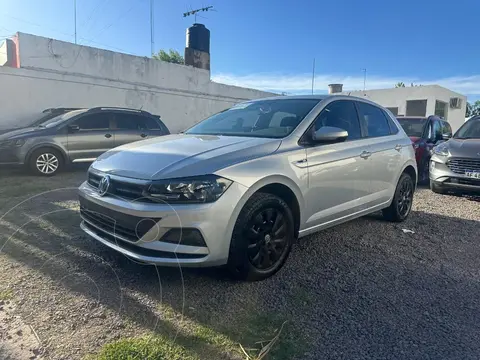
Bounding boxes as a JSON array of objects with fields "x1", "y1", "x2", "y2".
[
  {"x1": 382, "y1": 173, "x2": 414, "y2": 222},
  {"x1": 29, "y1": 148, "x2": 63, "y2": 176},
  {"x1": 227, "y1": 193, "x2": 294, "y2": 281}
]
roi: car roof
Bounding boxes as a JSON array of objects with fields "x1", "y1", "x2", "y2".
[{"x1": 242, "y1": 94, "x2": 384, "y2": 108}]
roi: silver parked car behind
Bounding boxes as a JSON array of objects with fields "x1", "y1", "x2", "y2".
[
  {"x1": 78, "y1": 96, "x2": 417, "y2": 281},
  {"x1": 430, "y1": 116, "x2": 480, "y2": 194}
]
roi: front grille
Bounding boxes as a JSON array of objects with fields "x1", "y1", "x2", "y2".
[
  {"x1": 88, "y1": 172, "x2": 151, "y2": 202},
  {"x1": 447, "y1": 158, "x2": 480, "y2": 174},
  {"x1": 79, "y1": 197, "x2": 160, "y2": 242}
]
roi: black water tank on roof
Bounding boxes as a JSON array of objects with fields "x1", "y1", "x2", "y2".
[{"x1": 186, "y1": 23, "x2": 210, "y2": 53}]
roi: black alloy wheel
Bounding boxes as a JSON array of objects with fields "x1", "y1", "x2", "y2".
[
  {"x1": 245, "y1": 208, "x2": 288, "y2": 270},
  {"x1": 382, "y1": 173, "x2": 415, "y2": 222},
  {"x1": 396, "y1": 177, "x2": 413, "y2": 218},
  {"x1": 228, "y1": 192, "x2": 294, "y2": 281}
]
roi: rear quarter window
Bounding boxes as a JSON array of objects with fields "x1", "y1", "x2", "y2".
[{"x1": 383, "y1": 110, "x2": 400, "y2": 135}]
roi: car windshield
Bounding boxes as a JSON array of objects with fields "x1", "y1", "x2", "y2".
[
  {"x1": 454, "y1": 118, "x2": 480, "y2": 139},
  {"x1": 185, "y1": 99, "x2": 320, "y2": 138},
  {"x1": 38, "y1": 109, "x2": 87, "y2": 128},
  {"x1": 397, "y1": 117, "x2": 427, "y2": 137}
]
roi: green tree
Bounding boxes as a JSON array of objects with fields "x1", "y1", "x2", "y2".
[
  {"x1": 152, "y1": 49, "x2": 184, "y2": 64},
  {"x1": 395, "y1": 82, "x2": 405, "y2": 88},
  {"x1": 469, "y1": 100, "x2": 480, "y2": 117},
  {"x1": 466, "y1": 101, "x2": 473, "y2": 117}
]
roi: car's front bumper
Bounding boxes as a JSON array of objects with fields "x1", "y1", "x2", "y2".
[
  {"x1": 430, "y1": 155, "x2": 480, "y2": 192},
  {"x1": 78, "y1": 179, "x2": 249, "y2": 267}
]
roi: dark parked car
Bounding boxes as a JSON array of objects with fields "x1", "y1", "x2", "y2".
[
  {"x1": 0, "y1": 107, "x2": 169, "y2": 176},
  {"x1": 396, "y1": 115, "x2": 452, "y2": 183}
]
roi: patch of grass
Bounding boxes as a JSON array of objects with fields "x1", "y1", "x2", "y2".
[
  {"x1": 185, "y1": 303, "x2": 304, "y2": 360},
  {"x1": 157, "y1": 304, "x2": 240, "y2": 357},
  {"x1": 0, "y1": 289, "x2": 13, "y2": 300},
  {"x1": 92, "y1": 303, "x2": 303, "y2": 360},
  {"x1": 88, "y1": 335, "x2": 200, "y2": 360},
  {"x1": 228, "y1": 311, "x2": 303, "y2": 360}
]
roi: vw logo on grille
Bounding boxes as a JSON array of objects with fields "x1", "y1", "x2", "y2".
[{"x1": 98, "y1": 175, "x2": 111, "y2": 196}]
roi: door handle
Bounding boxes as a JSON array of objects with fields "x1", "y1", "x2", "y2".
[
  {"x1": 104, "y1": 133, "x2": 112, "y2": 138},
  {"x1": 394, "y1": 144, "x2": 402, "y2": 152},
  {"x1": 360, "y1": 151, "x2": 371, "y2": 159},
  {"x1": 140, "y1": 133, "x2": 148, "y2": 138},
  {"x1": 293, "y1": 158, "x2": 308, "y2": 168}
]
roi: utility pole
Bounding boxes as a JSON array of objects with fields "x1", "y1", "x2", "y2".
[
  {"x1": 362, "y1": 68, "x2": 367, "y2": 91},
  {"x1": 311, "y1": 58, "x2": 315, "y2": 95},
  {"x1": 183, "y1": 6, "x2": 214, "y2": 22},
  {"x1": 74, "y1": 0, "x2": 77, "y2": 44},
  {"x1": 150, "y1": 0, "x2": 155, "y2": 56}
]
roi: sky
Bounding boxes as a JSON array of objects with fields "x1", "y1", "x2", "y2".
[{"x1": 1, "y1": 0, "x2": 480, "y2": 101}]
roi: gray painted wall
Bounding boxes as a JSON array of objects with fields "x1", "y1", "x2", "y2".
[{"x1": 0, "y1": 33, "x2": 276, "y2": 132}]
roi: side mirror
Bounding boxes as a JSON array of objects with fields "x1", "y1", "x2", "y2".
[
  {"x1": 312, "y1": 126, "x2": 348, "y2": 142},
  {"x1": 442, "y1": 133, "x2": 452, "y2": 140},
  {"x1": 68, "y1": 124, "x2": 80, "y2": 132}
]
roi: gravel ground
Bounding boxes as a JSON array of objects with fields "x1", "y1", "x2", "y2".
[{"x1": 0, "y1": 167, "x2": 479, "y2": 359}]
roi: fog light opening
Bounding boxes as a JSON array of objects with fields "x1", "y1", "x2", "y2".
[
  {"x1": 135, "y1": 218, "x2": 160, "y2": 242},
  {"x1": 160, "y1": 228, "x2": 206, "y2": 247}
]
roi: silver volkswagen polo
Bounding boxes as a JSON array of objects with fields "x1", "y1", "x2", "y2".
[{"x1": 78, "y1": 95, "x2": 417, "y2": 281}]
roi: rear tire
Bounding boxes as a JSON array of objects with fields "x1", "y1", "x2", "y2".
[
  {"x1": 227, "y1": 192, "x2": 294, "y2": 281},
  {"x1": 382, "y1": 173, "x2": 414, "y2": 222},
  {"x1": 430, "y1": 180, "x2": 447, "y2": 194},
  {"x1": 29, "y1": 148, "x2": 63, "y2": 176}
]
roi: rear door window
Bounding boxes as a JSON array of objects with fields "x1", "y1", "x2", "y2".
[
  {"x1": 356, "y1": 102, "x2": 392, "y2": 137},
  {"x1": 383, "y1": 111, "x2": 399, "y2": 134},
  {"x1": 73, "y1": 113, "x2": 111, "y2": 130},
  {"x1": 115, "y1": 113, "x2": 147, "y2": 130},
  {"x1": 312, "y1": 100, "x2": 362, "y2": 140}
]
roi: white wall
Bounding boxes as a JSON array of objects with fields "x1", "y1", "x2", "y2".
[
  {"x1": 0, "y1": 40, "x2": 8, "y2": 66},
  {"x1": 341, "y1": 85, "x2": 467, "y2": 132},
  {"x1": 0, "y1": 32, "x2": 275, "y2": 132}
]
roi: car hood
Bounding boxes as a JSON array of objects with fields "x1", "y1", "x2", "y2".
[
  {"x1": 91, "y1": 134, "x2": 282, "y2": 180},
  {"x1": 446, "y1": 138, "x2": 480, "y2": 157},
  {"x1": 0, "y1": 127, "x2": 43, "y2": 140}
]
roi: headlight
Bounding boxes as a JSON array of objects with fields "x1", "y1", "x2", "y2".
[
  {"x1": 146, "y1": 175, "x2": 232, "y2": 203},
  {"x1": 0, "y1": 139, "x2": 26, "y2": 148},
  {"x1": 432, "y1": 143, "x2": 449, "y2": 156}
]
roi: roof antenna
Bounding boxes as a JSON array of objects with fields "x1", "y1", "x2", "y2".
[{"x1": 183, "y1": 6, "x2": 214, "y2": 22}]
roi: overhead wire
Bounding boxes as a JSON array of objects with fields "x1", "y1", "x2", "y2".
[
  {"x1": 80, "y1": 0, "x2": 113, "y2": 39},
  {"x1": 0, "y1": 11, "x2": 132, "y2": 56}
]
